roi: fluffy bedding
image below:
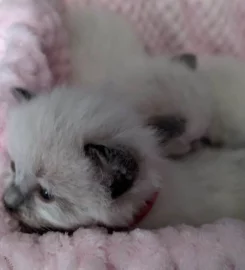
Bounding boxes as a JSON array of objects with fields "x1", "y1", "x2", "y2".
[{"x1": 0, "y1": 0, "x2": 244, "y2": 269}]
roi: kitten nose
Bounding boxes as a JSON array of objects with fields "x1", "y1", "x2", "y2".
[{"x1": 3, "y1": 184, "x2": 24, "y2": 213}]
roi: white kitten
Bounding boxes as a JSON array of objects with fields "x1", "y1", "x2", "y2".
[
  {"x1": 3, "y1": 86, "x2": 165, "y2": 231},
  {"x1": 63, "y1": 6, "x2": 213, "y2": 157},
  {"x1": 99, "y1": 56, "x2": 212, "y2": 156},
  {"x1": 64, "y1": 5, "x2": 245, "y2": 152}
]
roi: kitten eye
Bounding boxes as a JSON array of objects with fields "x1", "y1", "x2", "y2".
[
  {"x1": 38, "y1": 187, "x2": 54, "y2": 203},
  {"x1": 10, "y1": 161, "x2": 15, "y2": 173}
]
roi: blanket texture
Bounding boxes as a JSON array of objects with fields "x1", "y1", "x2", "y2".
[{"x1": 0, "y1": 0, "x2": 245, "y2": 269}]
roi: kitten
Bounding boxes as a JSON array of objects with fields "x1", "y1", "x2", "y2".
[
  {"x1": 3, "y1": 86, "x2": 166, "y2": 231},
  {"x1": 63, "y1": 5, "x2": 213, "y2": 157},
  {"x1": 64, "y1": 5, "x2": 245, "y2": 153},
  {"x1": 98, "y1": 56, "x2": 212, "y2": 157}
]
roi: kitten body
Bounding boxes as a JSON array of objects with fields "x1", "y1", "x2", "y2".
[{"x1": 140, "y1": 147, "x2": 245, "y2": 229}]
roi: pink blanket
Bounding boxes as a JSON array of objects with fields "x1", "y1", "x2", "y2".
[{"x1": 0, "y1": 0, "x2": 244, "y2": 269}]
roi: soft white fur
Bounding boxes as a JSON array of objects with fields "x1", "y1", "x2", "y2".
[
  {"x1": 99, "y1": 57, "x2": 212, "y2": 155},
  {"x1": 140, "y1": 147, "x2": 245, "y2": 229},
  {"x1": 7, "y1": 85, "x2": 245, "y2": 230},
  {"x1": 59, "y1": 7, "x2": 245, "y2": 228},
  {"x1": 196, "y1": 55, "x2": 245, "y2": 147},
  {"x1": 64, "y1": 6, "x2": 212, "y2": 156},
  {"x1": 63, "y1": 5, "x2": 146, "y2": 85},
  {"x1": 6, "y1": 86, "x2": 164, "y2": 230}
]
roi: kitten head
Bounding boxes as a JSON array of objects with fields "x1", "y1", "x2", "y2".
[{"x1": 3, "y1": 86, "x2": 165, "y2": 232}]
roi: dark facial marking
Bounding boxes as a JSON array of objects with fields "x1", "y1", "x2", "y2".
[
  {"x1": 12, "y1": 87, "x2": 35, "y2": 102},
  {"x1": 84, "y1": 143, "x2": 139, "y2": 199},
  {"x1": 10, "y1": 160, "x2": 15, "y2": 173},
  {"x1": 172, "y1": 53, "x2": 197, "y2": 70},
  {"x1": 148, "y1": 115, "x2": 186, "y2": 144},
  {"x1": 200, "y1": 137, "x2": 224, "y2": 148}
]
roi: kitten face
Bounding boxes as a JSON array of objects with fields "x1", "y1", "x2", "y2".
[
  {"x1": 96, "y1": 55, "x2": 211, "y2": 157},
  {"x1": 3, "y1": 86, "x2": 164, "y2": 231}
]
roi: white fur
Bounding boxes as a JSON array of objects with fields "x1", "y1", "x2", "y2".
[
  {"x1": 100, "y1": 57, "x2": 212, "y2": 155},
  {"x1": 63, "y1": 5, "x2": 146, "y2": 86},
  {"x1": 61, "y1": 9, "x2": 245, "y2": 229},
  {"x1": 57, "y1": 8, "x2": 245, "y2": 229},
  {"x1": 8, "y1": 85, "x2": 245, "y2": 230},
  {"x1": 195, "y1": 55, "x2": 245, "y2": 147},
  {"x1": 6, "y1": 86, "x2": 165, "y2": 230},
  {"x1": 3, "y1": 5, "x2": 165, "y2": 231},
  {"x1": 64, "y1": 6, "x2": 212, "y2": 156},
  {"x1": 140, "y1": 147, "x2": 245, "y2": 229}
]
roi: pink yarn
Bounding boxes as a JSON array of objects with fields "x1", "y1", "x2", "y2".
[{"x1": 0, "y1": 0, "x2": 244, "y2": 269}]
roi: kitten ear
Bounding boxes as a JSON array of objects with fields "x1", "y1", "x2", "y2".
[
  {"x1": 12, "y1": 87, "x2": 36, "y2": 102},
  {"x1": 148, "y1": 115, "x2": 186, "y2": 143},
  {"x1": 84, "y1": 143, "x2": 139, "y2": 199},
  {"x1": 172, "y1": 53, "x2": 197, "y2": 70}
]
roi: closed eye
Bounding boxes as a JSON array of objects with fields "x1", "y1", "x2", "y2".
[{"x1": 10, "y1": 160, "x2": 15, "y2": 173}]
